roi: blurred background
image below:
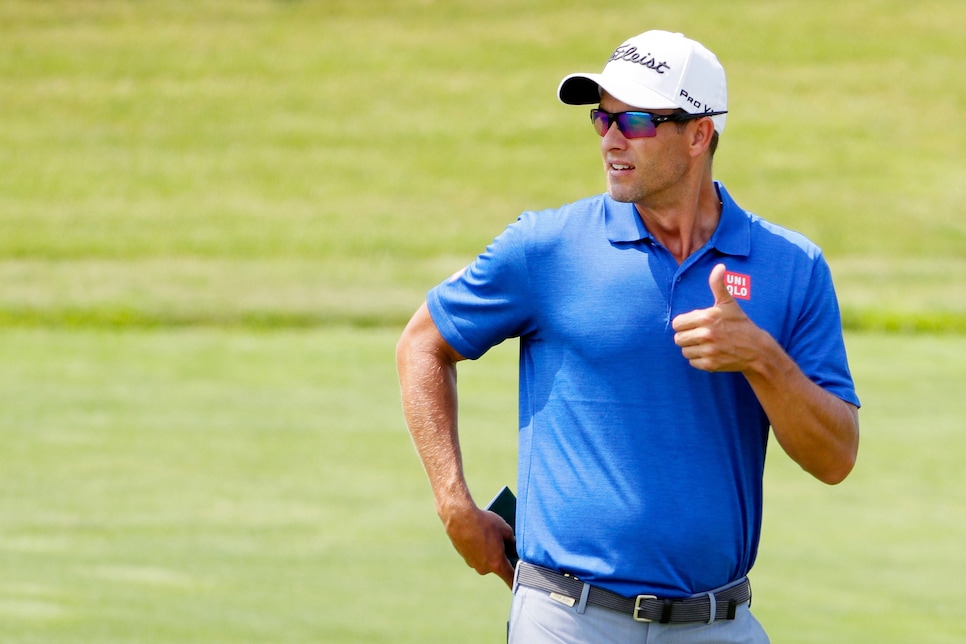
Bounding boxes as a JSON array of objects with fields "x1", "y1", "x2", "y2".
[{"x1": 0, "y1": 1, "x2": 963, "y2": 642}]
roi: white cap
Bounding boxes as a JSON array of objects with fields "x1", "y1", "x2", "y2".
[{"x1": 558, "y1": 30, "x2": 728, "y2": 134}]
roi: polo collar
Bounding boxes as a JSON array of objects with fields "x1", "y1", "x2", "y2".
[{"x1": 603, "y1": 181, "x2": 751, "y2": 257}]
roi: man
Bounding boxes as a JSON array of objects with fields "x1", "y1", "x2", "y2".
[{"x1": 396, "y1": 30, "x2": 859, "y2": 643}]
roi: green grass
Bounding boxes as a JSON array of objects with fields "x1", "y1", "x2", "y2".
[
  {"x1": 0, "y1": 329, "x2": 964, "y2": 642},
  {"x1": 0, "y1": 0, "x2": 963, "y2": 331},
  {"x1": 757, "y1": 333, "x2": 966, "y2": 642},
  {"x1": 0, "y1": 328, "x2": 421, "y2": 642},
  {"x1": 0, "y1": 1, "x2": 964, "y2": 641}
]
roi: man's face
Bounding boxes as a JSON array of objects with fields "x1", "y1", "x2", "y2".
[{"x1": 597, "y1": 92, "x2": 692, "y2": 207}]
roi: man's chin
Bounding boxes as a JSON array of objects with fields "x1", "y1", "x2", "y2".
[{"x1": 607, "y1": 188, "x2": 638, "y2": 204}]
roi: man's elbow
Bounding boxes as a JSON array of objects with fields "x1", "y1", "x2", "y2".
[
  {"x1": 815, "y1": 408, "x2": 859, "y2": 485},
  {"x1": 814, "y1": 449, "x2": 857, "y2": 485}
]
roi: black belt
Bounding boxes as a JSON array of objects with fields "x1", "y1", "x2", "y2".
[{"x1": 516, "y1": 562, "x2": 752, "y2": 625}]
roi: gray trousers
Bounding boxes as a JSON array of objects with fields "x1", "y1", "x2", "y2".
[{"x1": 508, "y1": 584, "x2": 770, "y2": 644}]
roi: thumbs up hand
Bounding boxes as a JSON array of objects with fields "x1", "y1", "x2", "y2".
[
  {"x1": 707, "y1": 262, "x2": 737, "y2": 308},
  {"x1": 671, "y1": 264, "x2": 762, "y2": 373}
]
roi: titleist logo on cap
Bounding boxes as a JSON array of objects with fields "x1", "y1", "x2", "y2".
[{"x1": 608, "y1": 45, "x2": 671, "y2": 74}]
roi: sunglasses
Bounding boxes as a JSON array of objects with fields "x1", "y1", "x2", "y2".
[{"x1": 590, "y1": 109, "x2": 728, "y2": 139}]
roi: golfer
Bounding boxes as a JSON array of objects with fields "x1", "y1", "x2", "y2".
[{"x1": 397, "y1": 29, "x2": 860, "y2": 643}]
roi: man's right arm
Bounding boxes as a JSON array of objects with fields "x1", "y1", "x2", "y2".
[{"x1": 396, "y1": 302, "x2": 515, "y2": 587}]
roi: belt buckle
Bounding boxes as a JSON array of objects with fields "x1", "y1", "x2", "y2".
[{"x1": 632, "y1": 595, "x2": 657, "y2": 622}]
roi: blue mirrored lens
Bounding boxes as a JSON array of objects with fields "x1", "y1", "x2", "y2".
[
  {"x1": 617, "y1": 112, "x2": 657, "y2": 138},
  {"x1": 590, "y1": 110, "x2": 657, "y2": 138}
]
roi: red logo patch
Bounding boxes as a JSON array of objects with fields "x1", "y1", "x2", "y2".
[{"x1": 724, "y1": 271, "x2": 751, "y2": 300}]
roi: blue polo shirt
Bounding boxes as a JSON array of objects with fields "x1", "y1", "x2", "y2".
[{"x1": 427, "y1": 182, "x2": 859, "y2": 598}]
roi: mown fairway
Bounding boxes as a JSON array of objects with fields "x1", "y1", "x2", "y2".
[
  {"x1": 0, "y1": 1, "x2": 963, "y2": 642},
  {"x1": 1, "y1": 330, "x2": 964, "y2": 642}
]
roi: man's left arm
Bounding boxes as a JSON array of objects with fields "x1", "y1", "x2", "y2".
[{"x1": 672, "y1": 264, "x2": 859, "y2": 484}]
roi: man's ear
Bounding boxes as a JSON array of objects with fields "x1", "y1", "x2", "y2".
[{"x1": 688, "y1": 117, "x2": 716, "y2": 158}]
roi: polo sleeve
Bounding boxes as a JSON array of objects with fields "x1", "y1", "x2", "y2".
[
  {"x1": 426, "y1": 214, "x2": 535, "y2": 360},
  {"x1": 785, "y1": 254, "x2": 861, "y2": 408}
]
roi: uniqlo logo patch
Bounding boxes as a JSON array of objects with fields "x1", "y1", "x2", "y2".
[{"x1": 724, "y1": 271, "x2": 751, "y2": 300}]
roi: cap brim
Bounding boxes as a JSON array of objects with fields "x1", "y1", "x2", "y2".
[
  {"x1": 557, "y1": 74, "x2": 603, "y2": 105},
  {"x1": 557, "y1": 73, "x2": 678, "y2": 110}
]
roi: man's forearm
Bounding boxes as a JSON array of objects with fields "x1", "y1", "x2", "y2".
[
  {"x1": 396, "y1": 305, "x2": 516, "y2": 587},
  {"x1": 396, "y1": 304, "x2": 474, "y2": 515},
  {"x1": 670, "y1": 268, "x2": 860, "y2": 485},
  {"x1": 743, "y1": 335, "x2": 859, "y2": 485}
]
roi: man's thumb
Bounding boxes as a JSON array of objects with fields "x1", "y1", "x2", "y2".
[{"x1": 709, "y1": 263, "x2": 734, "y2": 305}]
